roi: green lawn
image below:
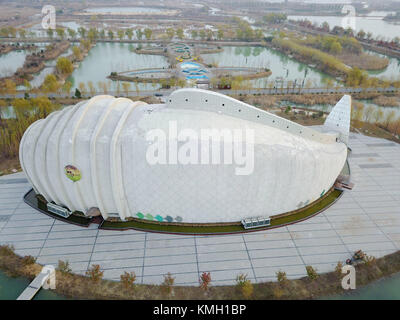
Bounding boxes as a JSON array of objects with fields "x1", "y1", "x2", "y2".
[
  {"x1": 100, "y1": 189, "x2": 343, "y2": 234},
  {"x1": 26, "y1": 187, "x2": 343, "y2": 234}
]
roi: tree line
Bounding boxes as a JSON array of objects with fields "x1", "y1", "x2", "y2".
[{"x1": 0, "y1": 97, "x2": 59, "y2": 159}]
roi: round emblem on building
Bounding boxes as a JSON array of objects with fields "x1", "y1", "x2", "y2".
[{"x1": 64, "y1": 165, "x2": 81, "y2": 182}]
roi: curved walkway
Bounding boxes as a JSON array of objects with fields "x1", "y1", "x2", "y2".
[{"x1": 0, "y1": 131, "x2": 399, "y2": 286}]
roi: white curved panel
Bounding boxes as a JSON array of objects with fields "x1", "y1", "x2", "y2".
[
  {"x1": 21, "y1": 119, "x2": 45, "y2": 195},
  {"x1": 324, "y1": 95, "x2": 351, "y2": 144},
  {"x1": 90, "y1": 98, "x2": 135, "y2": 218},
  {"x1": 20, "y1": 91, "x2": 347, "y2": 223},
  {"x1": 94, "y1": 101, "x2": 134, "y2": 217},
  {"x1": 34, "y1": 110, "x2": 63, "y2": 202},
  {"x1": 19, "y1": 120, "x2": 41, "y2": 194},
  {"x1": 46, "y1": 104, "x2": 82, "y2": 208},
  {"x1": 167, "y1": 88, "x2": 336, "y2": 144},
  {"x1": 110, "y1": 101, "x2": 147, "y2": 220},
  {"x1": 73, "y1": 96, "x2": 114, "y2": 212}
]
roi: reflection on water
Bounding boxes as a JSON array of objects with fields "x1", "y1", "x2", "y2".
[
  {"x1": 0, "y1": 50, "x2": 27, "y2": 77},
  {"x1": 29, "y1": 67, "x2": 55, "y2": 88},
  {"x1": 202, "y1": 46, "x2": 336, "y2": 88},
  {"x1": 68, "y1": 42, "x2": 168, "y2": 91}
]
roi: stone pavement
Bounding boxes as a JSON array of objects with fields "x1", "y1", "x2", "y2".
[{"x1": 0, "y1": 132, "x2": 399, "y2": 286}]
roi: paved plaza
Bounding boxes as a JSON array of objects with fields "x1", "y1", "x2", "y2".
[{"x1": 0, "y1": 131, "x2": 399, "y2": 286}]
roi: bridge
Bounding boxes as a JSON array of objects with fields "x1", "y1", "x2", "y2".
[{"x1": 17, "y1": 266, "x2": 55, "y2": 300}]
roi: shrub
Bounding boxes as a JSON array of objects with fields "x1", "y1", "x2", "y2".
[
  {"x1": 120, "y1": 271, "x2": 137, "y2": 290},
  {"x1": 241, "y1": 280, "x2": 254, "y2": 299},
  {"x1": 57, "y1": 260, "x2": 72, "y2": 274},
  {"x1": 21, "y1": 255, "x2": 36, "y2": 266},
  {"x1": 235, "y1": 273, "x2": 248, "y2": 286},
  {"x1": 335, "y1": 261, "x2": 343, "y2": 276},
  {"x1": 273, "y1": 286, "x2": 284, "y2": 299},
  {"x1": 306, "y1": 265, "x2": 319, "y2": 280},
  {"x1": 74, "y1": 88, "x2": 81, "y2": 98},
  {"x1": 199, "y1": 272, "x2": 211, "y2": 291},
  {"x1": 0, "y1": 244, "x2": 15, "y2": 256},
  {"x1": 85, "y1": 264, "x2": 104, "y2": 283},
  {"x1": 363, "y1": 255, "x2": 376, "y2": 266},
  {"x1": 235, "y1": 273, "x2": 253, "y2": 299},
  {"x1": 56, "y1": 57, "x2": 73, "y2": 75},
  {"x1": 160, "y1": 273, "x2": 175, "y2": 296},
  {"x1": 276, "y1": 270, "x2": 287, "y2": 284}
]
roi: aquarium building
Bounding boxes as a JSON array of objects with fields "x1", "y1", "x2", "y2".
[{"x1": 19, "y1": 89, "x2": 350, "y2": 224}]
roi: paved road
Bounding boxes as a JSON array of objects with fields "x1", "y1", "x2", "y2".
[
  {"x1": 1, "y1": 86, "x2": 399, "y2": 100},
  {"x1": 0, "y1": 131, "x2": 399, "y2": 285}
]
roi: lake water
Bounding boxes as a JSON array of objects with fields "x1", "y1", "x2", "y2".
[
  {"x1": 288, "y1": 14, "x2": 400, "y2": 40},
  {"x1": 0, "y1": 50, "x2": 27, "y2": 77},
  {"x1": 365, "y1": 50, "x2": 400, "y2": 80},
  {"x1": 0, "y1": 270, "x2": 65, "y2": 300},
  {"x1": 326, "y1": 272, "x2": 400, "y2": 300},
  {"x1": 202, "y1": 46, "x2": 336, "y2": 87},
  {"x1": 68, "y1": 42, "x2": 168, "y2": 92}
]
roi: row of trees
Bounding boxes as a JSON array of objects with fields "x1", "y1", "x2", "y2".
[
  {"x1": 45, "y1": 27, "x2": 153, "y2": 42},
  {"x1": 351, "y1": 101, "x2": 400, "y2": 136},
  {"x1": 0, "y1": 97, "x2": 59, "y2": 159},
  {"x1": 296, "y1": 19, "x2": 400, "y2": 48},
  {"x1": 304, "y1": 34, "x2": 362, "y2": 55},
  {"x1": 0, "y1": 26, "x2": 17, "y2": 38},
  {"x1": 263, "y1": 13, "x2": 287, "y2": 24},
  {"x1": 2, "y1": 24, "x2": 265, "y2": 42},
  {"x1": 270, "y1": 32, "x2": 397, "y2": 87},
  {"x1": 271, "y1": 36, "x2": 350, "y2": 76},
  {"x1": 233, "y1": 18, "x2": 264, "y2": 41}
]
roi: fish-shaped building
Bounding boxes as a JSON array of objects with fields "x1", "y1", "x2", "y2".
[{"x1": 20, "y1": 89, "x2": 350, "y2": 224}]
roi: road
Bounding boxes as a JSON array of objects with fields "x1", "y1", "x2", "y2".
[{"x1": 1, "y1": 86, "x2": 399, "y2": 100}]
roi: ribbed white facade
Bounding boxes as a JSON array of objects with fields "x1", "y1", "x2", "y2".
[{"x1": 20, "y1": 89, "x2": 349, "y2": 223}]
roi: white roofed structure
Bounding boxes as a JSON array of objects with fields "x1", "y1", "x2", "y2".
[{"x1": 20, "y1": 89, "x2": 350, "y2": 224}]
